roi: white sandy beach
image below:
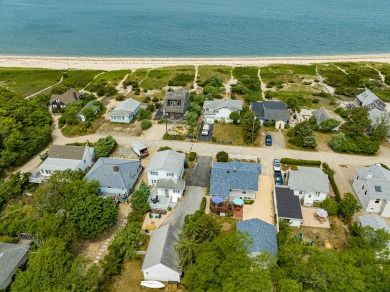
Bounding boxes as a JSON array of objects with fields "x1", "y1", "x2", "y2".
[{"x1": 0, "y1": 54, "x2": 390, "y2": 70}]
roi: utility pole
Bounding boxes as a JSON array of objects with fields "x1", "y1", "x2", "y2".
[
  {"x1": 163, "y1": 109, "x2": 168, "y2": 135},
  {"x1": 251, "y1": 114, "x2": 255, "y2": 143}
]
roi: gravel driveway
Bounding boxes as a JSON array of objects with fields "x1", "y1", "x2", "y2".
[
  {"x1": 162, "y1": 186, "x2": 206, "y2": 230},
  {"x1": 186, "y1": 156, "x2": 212, "y2": 187}
]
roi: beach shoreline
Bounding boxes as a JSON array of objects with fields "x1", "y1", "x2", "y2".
[{"x1": 0, "y1": 54, "x2": 390, "y2": 70}]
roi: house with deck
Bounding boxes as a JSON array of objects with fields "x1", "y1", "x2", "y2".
[
  {"x1": 203, "y1": 98, "x2": 243, "y2": 124},
  {"x1": 287, "y1": 166, "x2": 330, "y2": 206},
  {"x1": 250, "y1": 101, "x2": 290, "y2": 129},
  {"x1": 158, "y1": 89, "x2": 190, "y2": 120},
  {"x1": 109, "y1": 98, "x2": 140, "y2": 123},
  {"x1": 49, "y1": 88, "x2": 82, "y2": 111},
  {"x1": 29, "y1": 145, "x2": 94, "y2": 183},
  {"x1": 236, "y1": 219, "x2": 278, "y2": 257},
  {"x1": 351, "y1": 89, "x2": 386, "y2": 111},
  {"x1": 148, "y1": 178, "x2": 186, "y2": 211},
  {"x1": 142, "y1": 224, "x2": 182, "y2": 283},
  {"x1": 274, "y1": 186, "x2": 303, "y2": 228},
  {"x1": 209, "y1": 160, "x2": 261, "y2": 211},
  {"x1": 0, "y1": 243, "x2": 30, "y2": 290},
  {"x1": 77, "y1": 100, "x2": 101, "y2": 122},
  {"x1": 352, "y1": 164, "x2": 390, "y2": 217},
  {"x1": 85, "y1": 157, "x2": 142, "y2": 198}
]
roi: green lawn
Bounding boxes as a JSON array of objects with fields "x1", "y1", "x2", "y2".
[
  {"x1": 87, "y1": 70, "x2": 130, "y2": 87},
  {"x1": 0, "y1": 67, "x2": 64, "y2": 96},
  {"x1": 62, "y1": 69, "x2": 103, "y2": 89},
  {"x1": 212, "y1": 123, "x2": 244, "y2": 145},
  {"x1": 197, "y1": 65, "x2": 232, "y2": 84},
  {"x1": 125, "y1": 68, "x2": 150, "y2": 84},
  {"x1": 140, "y1": 66, "x2": 195, "y2": 90}
]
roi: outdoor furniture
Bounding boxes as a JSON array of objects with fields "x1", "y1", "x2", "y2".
[
  {"x1": 149, "y1": 213, "x2": 153, "y2": 219},
  {"x1": 235, "y1": 206, "x2": 241, "y2": 211},
  {"x1": 156, "y1": 213, "x2": 162, "y2": 219},
  {"x1": 233, "y1": 198, "x2": 244, "y2": 206}
]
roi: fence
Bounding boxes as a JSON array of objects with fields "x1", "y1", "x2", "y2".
[{"x1": 228, "y1": 154, "x2": 258, "y2": 162}]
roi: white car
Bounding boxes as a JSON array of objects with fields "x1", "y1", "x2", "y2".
[
  {"x1": 273, "y1": 159, "x2": 281, "y2": 171},
  {"x1": 201, "y1": 124, "x2": 210, "y2": 136}
]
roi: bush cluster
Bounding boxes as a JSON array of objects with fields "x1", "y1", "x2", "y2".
[
  {"x1": 189, "y1": 152, "x2": 197, "y2": 161},
  {"x1": 280, "y1": 158, "x2": 321, "y2": 166}
]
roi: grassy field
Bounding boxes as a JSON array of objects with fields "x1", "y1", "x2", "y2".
[
  {"x1": 0, "y1": 67, "x2": 64, "y2": 96},
  {"x1": 212, "y1": 123, "x2": 244, "y2": 145},
  {"x1": 232, "y1": 66, "x2": 262, "y2": 103},
  {"x1": 125, "y1": 68, "x2": 149, "y2": 84},
  {"x1": 62, "y1": 69, "x2": 103, "y2": 89},
  {"x1": 197, "y1": 65, "x2": 232, "y2": 84},
  {"x1": 140, "y1": 66, "x2": 195, "y2": 91},
  {"x1": 87, "y1": 70, "x2": 130, "y2": 87}
]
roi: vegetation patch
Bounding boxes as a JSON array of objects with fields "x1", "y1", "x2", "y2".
[
  {"x1": 232, "y1": 66, "x2": 262, "y2": 103},
  {"x1": 197, "y1": 65, "x2": 232, "y2": 85},
  {"x1": 212, "y1": 123, "x2": 244, "y2": 145},
  {"x1": 140, "y1": 66, "x2": 195, "y2": 90}
]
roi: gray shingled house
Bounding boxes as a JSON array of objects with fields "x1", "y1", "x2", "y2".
[
  {"x1": 159, "y1": 89, "x2": 190, "y2": 120},
  {"x1": 0, "y1": 243, "x2": 30, "y2": 290},
  {"x1": 236, "y1": 218, "x2": 278, "y2": 257},
  {"x1": 85, "y1": 157, "x2": 142, "y2": 198},
  {"x1": 210, "y1": 160, "x2": 261, "y2": 201},
  {"x1": 311, "y1": 108, "x2": 343, "y2": 131},
  {"x1": 49, "y1": 88, "x2": 82, "y2": 111},
  {"x1": 250, "y1": 101, "x2": 290, "y2": 129},
  {"x1": 351, "y1": 89, "x2": 386, "y2": 111},
  {"x1": 142, "y1": 224, "x2": 182, "y2": 282}
]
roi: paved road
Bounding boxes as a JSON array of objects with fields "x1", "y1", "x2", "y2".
[
  {"x1": 162, "y1": 186, "x2": 206, "y2": 230},
  {"x1": 186, "y1": 156, "x2": 212, "y2": 187}
]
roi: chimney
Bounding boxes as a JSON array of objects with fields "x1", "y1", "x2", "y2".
[
  {"x1": 367, "y1": 170, "x2": 372, "y2": 179},
  {"x1": 113, "y1": 166, "x2": 119, "y2": 173},
  {"x1": 233, "y1": 167, "x2": 237, "y2": 173}
]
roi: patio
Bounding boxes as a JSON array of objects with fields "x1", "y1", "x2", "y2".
[
  {"x1": 301, "y1": 207, "x2": 330, "y2": 228},
  {"x1": 147, "y1": 191, "x2": 178, "y2": 211},
  {"x1": 209, "y1": 199, "x2": 244, "y2": 219}
]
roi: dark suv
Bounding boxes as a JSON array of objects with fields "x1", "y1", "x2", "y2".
[
  {"x1": 265, "y1": 134, "x2": 272, "y2": 146},
  {"x1": 274, "y1": 171, "x2": 283, "y2": 185}
]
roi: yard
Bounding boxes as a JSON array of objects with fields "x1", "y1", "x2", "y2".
[
  {"x1": 212, "y1": 123, "x2": 244, "y2": 145},
  {"x1": 197, "y1": 65, "x2": 232, "y2": 84},
  {"x1": 140, "y1": 66, "x2": 195, "y2": 91}
]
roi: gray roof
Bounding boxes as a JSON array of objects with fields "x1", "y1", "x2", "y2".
[
  {"x1": 369, "y1": 109, "x2": 385, "y2": 125},
  {"x1": 210, "y1": 160, "x2": 261, "y2": 199},
  {"x1": 145, "y1": 150, "x2": 185, "y2": 175},
  {"x1": 85, "y1": 157, "x2": 141, "y2": 189},
  {"x1": 132, "y1": 141, "x2": 147, "y2": 151},
  {"x1": 312, "y1": 108, "x2": 331, "y2": 124},
  {"x1": 356, "y1": 89, "x2": 382, "y2": 107},
  {"x1": 236, "y1": 219, "x2": 278, "y2": 256},
  {"x1": 50, "y1": 88, "x2": 81, "y2": 104},
  {"x1": 78, "y1": 100, "x2": 100, "y2": 115},
  {"x1": 142, "y1": 224, "x2": 182, "y2": 274},
  {"x1": 0, "y1": 243, "x2": 30, "y2": 289},
  {"x1": 109, "y1": 98, "x2": 140, "y2": 117},
  {"x1": 48, "y1": 145, "x2": 91, "y2": 161},
  {"x1": 356, "y1": 164, "x2": 390, "y2": 199},
  {"x1": 162, "y1": 89, "x2": 190, "y2": 114},
  {"x1": 251, "y1": 101, "x2": 290, "y2": 122},
  {"x1": 358, "y1": 214, "x2": 390, "y2": 232},
  {"x1": 203, "y1": 98, "x2": 243, "y2": 112},
  {"x1": 156, "y1": 178, "x2": 186, "y2": 190},
  {"x1": 288, "y1": 166, "x2": 329, "y2": 194},
  {"x1": 275, "y1": 186, "x2": 303, "y2": 220}
]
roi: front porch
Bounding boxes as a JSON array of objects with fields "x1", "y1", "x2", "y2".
[
  {"x1": 29, "y1": 169, "x2": 49, "y2": 183},
  {"x1": 147, "y1": 191, "x2": 178, "y2": 211}
]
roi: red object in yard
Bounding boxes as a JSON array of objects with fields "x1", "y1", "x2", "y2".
[{"x1": 235, "y1": 206, "x2": 241, "y2": 211}]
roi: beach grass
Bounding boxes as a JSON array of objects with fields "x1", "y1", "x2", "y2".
[
  {"x1": 62, "y1": 69, "x2": 104, "y2": 89},
  {"x1": 88, "y1": 70, "x2": 131, "y2": 87},
  {"x1": 0, "y1": 67, "x2": 63, "y2": 96},
  {"x1": 125, "y1": 68, "x2": 150, "y2": 84},
  {"x1": 197, "y1": 65, "x2": 232, "y2": 84},
  {"x1": 140, "y1": 66, "x2": 195, "y2": 90},
  {"x1": 335, "y1": 62, "x2": 380, "y2": 81}
]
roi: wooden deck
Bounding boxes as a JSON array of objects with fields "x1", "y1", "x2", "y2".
[{"x1": 210, "y1": 202, "x2": 233, "y2": 213}]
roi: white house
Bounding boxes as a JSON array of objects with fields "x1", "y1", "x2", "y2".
[
  {"x1": 109, "y1": 98, "x2": 140, "y2": 123},
  {"x1": 29, "y1": 145, "x2": 94, "y2": 183},
  {"x1": 287, "y1": 166, "x2": 330, "y2": 206},
  {"x1": 203, "y1": 98, "x2": 243, "y2": 124},
  {"x1": 352, "y1": 164, "x2": 390, "y2": 217},
  {"x1": 145, "y1": 150, "x2": 185, "y2": 186},
  {"x1": 274, "y1": 186, "x2": 303, "y2": 228},
  {"x1": 142, "y1": 224, "x2": 182, "y2": 283}
]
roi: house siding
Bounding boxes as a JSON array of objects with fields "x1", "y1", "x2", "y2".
[
  {"x1": 229, "y1": 189, "x2": 256, "y2": 200},
  {"x1": 205, "y1": 107, "x2": 240, "y2": 124},
  {"x1": 109, "y1": 108, "x2": 139, "y2": 124},
  {"x1": 382, "y1": 201, "x2": 390, "y2": 217},
  {"x1": 147, "y1": 169, "x2": 183, "y2": 186},
  {"x1": 75, "y1": 147, "x2": 94, "y2": 171},
  {"x1": 157, "y1": 188, "x2": 184, "y2": 198},
  {"x1": 142, "y1": 263, "x2": 181, "y2": 282}
]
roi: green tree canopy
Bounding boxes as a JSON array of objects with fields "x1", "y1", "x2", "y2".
[
  {"x1": 242, "y1": 111, "x2": 260, "y2": 144},
  {"x1": 94, "y1": 135, "x2": 117, "y2": 158}
]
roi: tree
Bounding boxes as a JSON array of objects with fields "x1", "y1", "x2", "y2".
[
  {"x1": 320, "y1": 198, "x2": 338, "y2": 215},
  {"x1": 343, "y1": 107, "x2": 370, "y2": 136},
  {"x1": 82, "y1": 107, "x2": 95, "y2": 122},
  {"x1": 339, "y1": 192, "x2": 361, "y2": 222},
  {"x1": 158, "y1": 146, "x2": 171, "y2": 151},
  {"x1": 216, "y1": 151, "x2": 229, "y2": 162},
  {"x1": 138, "y1": 108, "x2": 151, "y2": 120},
  {"x1": 287, "y1": 121, "x2": 316, "y2": 149},
  {"x1": 229, "y1": 112, "x2": 240, "y2": 124},
  {"x1": 202, "y1": 76, "x2": 223, "y2": 88},
  {"x1": 242, "y1": 111, "x2": 260, "y2": 144},
  {"x1": 141, "y1": 119, "x2": 152, "y2": 130},
  {"x1": 303, "y1": 135, "x2": 317, "y2": 148},
  {"x1": 94, "y1": 135, "x2": 117, "y2": 158},
  {"x1": 319, "y1": 119, "x2": 340, "y2": 132},
  {"x1": 286, "y1": 96, "x2": 300, "y2": 112},
  {"x1": 186, "y1": 111, "x2": 198, "y2": 127},
  {"x1": 371, "y1": 112, "x2": 390, "y2": 141},
  {"x1": 71, "y1": 195, "x2": 118, "y2": 239},
  {"x1": 130, "y1": 189, "x2": 150, "y2": 213}
]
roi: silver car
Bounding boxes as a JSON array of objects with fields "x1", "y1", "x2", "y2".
[{"x1": 273, "y1": 159, "x2": 281, "y2": 172}]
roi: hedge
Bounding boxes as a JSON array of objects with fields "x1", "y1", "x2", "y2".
[
  {"x1": 322, "y1": 162, "x2": 341, "y2": 201},
  {"x1": 189, "y1": 152, "x2": 197, "y2": 162},
  {"x1": 200, "y1": 197, "x2": 207, "y2": 211},
  {"x1": 280, "y1": 158, "x2": 321, "y2": 166}
]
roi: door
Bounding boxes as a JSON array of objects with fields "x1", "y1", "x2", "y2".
[{"x1": 165, "y1": 189, "x2": 169, "y2": 197}]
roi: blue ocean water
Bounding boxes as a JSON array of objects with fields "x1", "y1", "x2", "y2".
[{"x1": 0, "y1": 0, "x2": 389, "y2": 57}]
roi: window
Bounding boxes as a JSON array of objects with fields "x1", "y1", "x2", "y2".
[
  {"x1": 362, "y1": 185, "x2": 364, "y2": 190},
  {"x1": 375, "y1": 185, "x2": 382, "y2": 192},
  {"x1": 315, "y1": 192, "x2": 320, "y2": 196},
  {"x1": 151, "y1": 171, "x2": 158, "y2": 176},
  {"x1": 166, "y1": 173, "x2": 174, "y2": 177},
  {"x1": 365, "y1": 190, "x2": 367, "y2": 195},
  {"x1": 242, "y1": 191, "x2": 246, "y2": 194},
  {"x1": 152, "y1": 179, "x2": 157, "y2": 184},
  {"x1": 173, "y1": 190, "x2": 179, "y2": 194},
  {"x1": 84, "y1": 159, "x2": 86, "y2": 163},
  {"x1": 168, "y1": 100, "x2": 180, "y2": 107},
  {"x1": 375, "y1": 199, "x2": 380, "y2": 203},
  {"x1": 299, "y1": 191, "x2": 303, "y2": 195}
]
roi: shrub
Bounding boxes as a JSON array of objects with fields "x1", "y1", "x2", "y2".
[
  {"x1": 322, "y1": 162, "x2": 340, "y2": 201},
  {"x1": 200, "y1": 197, "x2": 207, "y2": 211},
  {"x1": 243, "y1": 199, "x2": 254, "y2": 204},
  {"x1": 115, "y1": 95, "x2": 125, "y2": 101},
  {"x1": 94, "y1": 135, "x2": 117, "y2": 158},
  {"x1": 280, "y1": 158, "x2": 321, "y2": 166},
  {"x1": 189, "y1": 152, "x2": 197, "y2": 161},
  {"x1": 264, "y1": 120, "x2": 275, "y2": 127},
  {"x1": 216, "y1": 151, "x2": 229, "y2": 162},
  {"x1": 158, "y1": 146, "x2": 172, "y2": 152},
  {"x1": 163, "y1": 133, "x2": 186, "y2": 141},
  {"x1": 141, "y1": 120, "x2": 152, "y2": 131},
  {"x1": 138, "y1": 108, "x2": 152, "y2": 120},
  {"x1": 321, "y1": 198, "x2": 339, "y2": 216}
]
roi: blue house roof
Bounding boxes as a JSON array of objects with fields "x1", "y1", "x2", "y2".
[
  {"x1": 236, "y1": 218, "x2": 278, "y2": 256},
  {"x1": 210, "y1": 160, "x2": 261, "y2": 199}
]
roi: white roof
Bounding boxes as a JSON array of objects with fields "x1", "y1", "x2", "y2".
[
  {"x1": 203, "y1": 98, "x2": 243, "y2": 112},
  {"x1": 145, "y1": 150, "x2": 185, "y2": 175},
  {"x1": 132, "y1": 141, "x2": 147, "y2": 150},
  {"x1": 356, "y1": 164, "x2": 390, "y2": 199},
  {"x1": 288, "y1": 166, "x2": 329, "y2": 194},
  {"x1": 110, "y1": 98, "x2": 140, "y2": 117},
  {"x1": 38, "y1": 158, "x2": 81, "y2": 172},
  {"x1": 359, "y1": 214, "x2": 390, "y2": 232},
  {"x1": 356, "y1": 89, "x2": 381, "y2": 107}
]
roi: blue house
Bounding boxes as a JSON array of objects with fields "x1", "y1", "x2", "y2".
[
  {"x1": 210, "y1": 160, "x2": 261, "y2": 201},
  {"x1": 236, "y1": 218, "x2": 278, "y2": 257},
  {"x1": 85, "y1": 157, "x2": 142, "y2": 198}
]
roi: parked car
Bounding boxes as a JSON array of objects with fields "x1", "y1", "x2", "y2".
[
  {"x1": 274, "y1": 171, "x2": 283, "y2": 185},
  {"x1": 265, "y1": 134, "x2": 272, "y2": 146},
  {"x1": 202, "y1": 124, "x2": 210, "y2": 136},
  {"x1": 273, "y1": 159, "x2": 281, "y2": 171}
]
